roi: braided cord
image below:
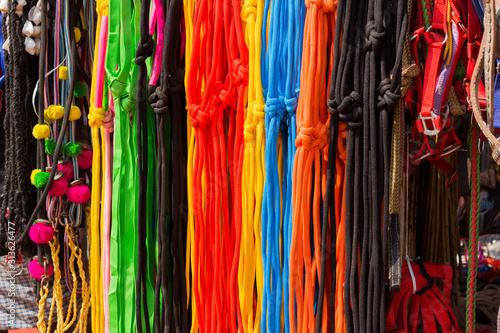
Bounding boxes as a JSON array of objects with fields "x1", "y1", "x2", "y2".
[{"x1": 466, "y1": 123, "x2": 480, "y2": 332}]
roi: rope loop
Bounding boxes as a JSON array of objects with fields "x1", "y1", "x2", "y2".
[
  {"x1": 88, "y1": 105, "x2": 105, "y2": 128},
  {"x1": 135, "y1": 37, "x2": 155, "y2": 65}
]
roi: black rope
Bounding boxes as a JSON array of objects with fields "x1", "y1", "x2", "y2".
[
  {"x1": 0, "y1": 0, "x2": 38, "y2": 256},
  {"x1": 163, "y1": 0, "x2": 187, "y2": 330},
  {"x1": 135, "y1": 0, "x2": 154, "y2": 331},
  {"x1": 317, "y1": 0, "x2": 406, "y2": 332}
]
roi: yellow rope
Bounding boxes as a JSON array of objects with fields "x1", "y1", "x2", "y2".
[
  {"x1": 37, "y1": 283, "x2": 50, "y2": 333},
  {"x1": 184, "y1": 0, "x2": 198, "y2": 331},
  {"x1": 62, "y1": 230, "x2": 78, "y2": 331},
  {"x1": 48, "y1": 237, "x2": 64, "y2": 332},
  {"x1": 240, "y1": 0, "x2": 265, "y2": 331},
  {"x1": 87, "y1": 0, "x2": 107, "y2": 330}
]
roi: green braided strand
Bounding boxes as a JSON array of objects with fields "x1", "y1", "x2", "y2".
[{"x1": 466, "y1": 124, "x2": 480, "y2": 332}]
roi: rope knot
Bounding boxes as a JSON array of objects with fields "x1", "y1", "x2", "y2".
[
  {"x1": 232, "y1": 59, "x2": 249, "y2": 87},
  {"x1": 213, "y1": 81, "x2": 233, "y2": 110},
  {"x1": 377, "y1": 77, "x2": 400, "y2": 112},
  {"x1": 285, "y1": 96, "x2": 298, "y2": 114},
  {"x1": 305, "y1": 0, "x2": 336, "y2": 12},
  {"x1": 149, "y1": 86, "x2": 169, "y2": 115},
  {"x1": 253, "y1": 102, "x2": 265, "y2": 121},
  {"x1": 241, "y1": 0, "x2": 257, "y2": 21},
  {"x1": 364, "y1": 20, "x2": 384, "y2": 54},
  {"x1": 135, "y1": 37, "x2": 155, "y2": 65},
  {"x1": 88, "y1": 105, "x2": 105, "y2": 128},
  {"x1": 102, "y1": 108, "x2": 115, "y2": 132},
  {"x1": 295, "y1": 122, "x2": 329, "y2": 150},
  {"x1": 265, "y1": 95, "x2": 285, "y2": 120},
  {"x1": 96, "y1": 0, "x2": 109, "y2": 16},
  {"x1": 168, "y1": 68, "x2": 185, "y2": 94},
  {"x1": 244, "y1": 103, "x2": 258, "y2": 144},
  {"x1": 189, "y1": 104, "x2": 211, "y2": 129},
  {"x1": 337, "y1": 92, "x2": 362, "y2": 128}
]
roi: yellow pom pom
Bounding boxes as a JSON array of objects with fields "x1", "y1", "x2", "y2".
[
  {"x1": 69, "y1": 106, "x2": 81, "y2": 121},
  {"x1": 43, "y1": 109, "x2": 54, "y2": 124},
  {"x1": 47, "y1": 105, "x2": 65, "y2": 120},
  {"x1": 33, "y1": 124, "x2": 50, "y2": 139},
  {"x1": 59, "y1": 66, "x2": 68, "y2": 80},
  {"x1": 74, "y1": 27, "x2": 81, "y2": 43},
  {"x1": 30, "y1": 169, "x2": 41, "y2": 185}
]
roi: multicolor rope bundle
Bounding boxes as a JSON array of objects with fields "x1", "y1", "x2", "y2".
[{"x1": 0, "y1": 0, "x2": 498, "y2": 332}]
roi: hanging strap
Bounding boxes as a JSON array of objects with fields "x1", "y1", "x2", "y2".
[{"x1": 386, "y1": 261, "x2": 460, "y2": 333}]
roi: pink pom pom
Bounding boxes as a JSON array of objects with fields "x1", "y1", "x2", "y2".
[
  {"x1": 57, "y1": 163, "x2": 74, "y2": 180},
  {"x1": 29, "y1": 223, "x2": 54, "y2": 244},
  {"x1": 77, "y1": 149, "x2": 93, "y2": 169},
  {"x1": 48, "y1": 177, "x2": 68, "y2": 196},
  {"x1": 66, "y1": 184, "x2": 91, "y2": 203},
  {"x1": 29, "y1": 259, "x2": 54, "y2": 281}
]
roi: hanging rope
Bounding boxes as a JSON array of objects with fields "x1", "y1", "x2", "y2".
[
  {"x1": 240, "y1": 0, "x2": 265, "y2": 331},
  {"x1": 466, "y1": 123, "x2": 480, "y2": 332},
  {"x1": 289, "y1": 1, "x2": 334, "y2": 332}
]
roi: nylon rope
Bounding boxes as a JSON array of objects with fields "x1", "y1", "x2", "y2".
[
  {"x1": 466, "y1": 123, "x2": 480, "y2": 332},
  {"x1": 240, "y1": 0, "x2": 265, "y2": 331},
  {"x1": 289, "y1": 1, "x2": 334, "y2": 332}
]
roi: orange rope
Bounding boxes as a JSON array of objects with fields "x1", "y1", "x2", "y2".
[{"x1": 289, "y1": 1, "x2": 336, "y2": 332}]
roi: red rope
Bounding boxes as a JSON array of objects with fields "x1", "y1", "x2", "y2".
[{"x1": 187, "y1": 0, "x2": 248, "y2": 331}]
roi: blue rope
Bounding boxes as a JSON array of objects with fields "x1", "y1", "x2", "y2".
[
  {"x1": 261, "y1": 1, "x2": 305, "y2": 332},
  {"x1": 282, "y1": 1, "x2": 305, "y2": 332}
]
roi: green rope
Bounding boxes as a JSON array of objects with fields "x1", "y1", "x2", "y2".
[{"x1": 466, "y1": 123, "x2": 480, "y2": 332}]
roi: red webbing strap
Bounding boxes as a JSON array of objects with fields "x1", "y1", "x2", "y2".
[
  {"x1": 386, "y1": 262, "x2": 460, "y2": 333},
  {"x1": 432, "y1": 0, "x2": 447, "y2": 29},
  {"x1": 464, "y1": 0, "x2": 486, "y2": 109},
  {"x1": 421, "y1": 295, "x2": 439, "y2": 333},
  {"x1": 419, "y1": 34, "x2": 445, "y2": 131},
  {"x1": 419, "y1": 0, "x2": 447, "y2": 126}
]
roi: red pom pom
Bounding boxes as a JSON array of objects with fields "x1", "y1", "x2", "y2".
[
  {"x1": 28, "y1": 259, "x2": 54, "y2": 281},
  {"x1": 29, "y1": 223, "x2": 54, "y2": 244},
  {"x1": 77, "y1": 149, "x2": 93, "y2": 169},
  {"x1": 48, "y1": 177, "x2": 68, "y2": 196},
  {"x1": 57, "y1": 163, "x2": 74, "y2": 181},
  {"x1": 66, "y1": 184, "x2": 91, "y2": 203}
]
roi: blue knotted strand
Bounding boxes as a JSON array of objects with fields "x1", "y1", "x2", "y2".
[{"x1": 261, "y1": 0, "x2": 305, "y2": 332}]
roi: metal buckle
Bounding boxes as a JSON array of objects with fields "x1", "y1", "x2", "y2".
[
  {"x1": 439, "y1": 141, "x2": 461, "y2": 157},
  {"x1": 417, "y1": 111, "x2": 442, "y2": 136},
  {"x1": 425, "y1": 25, "x2": 448, "y2": 45}
]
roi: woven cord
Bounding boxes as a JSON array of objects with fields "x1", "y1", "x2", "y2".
[{"x1": 466, "y1": 123, "x2": 480, "y2": 332}]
